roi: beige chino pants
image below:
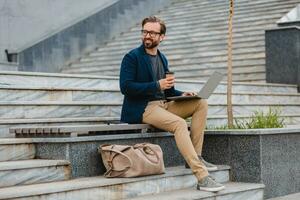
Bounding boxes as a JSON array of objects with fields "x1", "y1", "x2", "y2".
[{"x1": 142, "y1": 99, "x2": 209, "y2": 181}]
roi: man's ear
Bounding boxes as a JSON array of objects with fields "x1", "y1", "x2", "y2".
[{"x1": 160, "y1": 34, "x2": 165, "y2": 42}]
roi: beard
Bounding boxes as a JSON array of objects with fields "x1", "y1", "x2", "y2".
[{"x1": 143, "y1": 38, "x2": 160, "y2": 49}]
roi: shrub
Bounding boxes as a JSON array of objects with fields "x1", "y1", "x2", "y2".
[{"x1": 207, "y1": 107, "x2": 285, "y2": 130}]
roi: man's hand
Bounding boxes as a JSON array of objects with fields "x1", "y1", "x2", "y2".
[
  {"x1": 158, "y1": 76, "x2": 175, "y2": 90},
  {"x1": 182, "y1": 92, "x2": 197, "y2": 96}
]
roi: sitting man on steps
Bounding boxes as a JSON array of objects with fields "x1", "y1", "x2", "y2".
[{"x1": 119, "y1": 16, "x2": 225, "y2": 192}]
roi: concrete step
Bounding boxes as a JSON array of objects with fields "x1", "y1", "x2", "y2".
[
  {"x1": 166, "y1": 0, "x2": 300, "y2": 12},
  {"x1": 0, "y1": 71, "x2": 119, "y2": 89},
  {"x1": 0, "y1": 159, "x2": 71, "y2": 188},
  {"x1": 0, "y1": 86, "x2": 121, "y2": 102},
  {"x1": 161, "y1": 1, "x2": 298, "y2": 21},
  {"x1": 0, "y1": 62, "x2": 18, "y2": 71},
  {"x1": 127, "y1": 182, "x2": 265, "y2": 200},
  {"x1": 0, "y1": 166, "x2": 230, "y2": 200},
  {"x1": 159, "y1": 0, "x2": 299, "y2": 23},
  {"x1": 0, "y1": 101, "x2": 120, "y2": 119},
  {"x1": 0, "y1": 101, "x2": 299, "y2": 119},
  {"x1": 0, "y1": 138, "x2": 35, "y2": 161},
  {"x1": 268, "y1": 192, "x2": 300, "y2": 200}
]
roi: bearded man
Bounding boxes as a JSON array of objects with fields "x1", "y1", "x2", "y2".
[{"x1": 119, "y1": 16, "x2": 224, "y2": 192}]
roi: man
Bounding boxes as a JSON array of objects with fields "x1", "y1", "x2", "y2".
[{"x1": 119, "y1": 16, "x2": 224, "y2": 192}]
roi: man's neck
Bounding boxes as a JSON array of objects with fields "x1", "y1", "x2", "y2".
[{"x1": 145, "y1": 47, "x2": 158, "y2": 56}]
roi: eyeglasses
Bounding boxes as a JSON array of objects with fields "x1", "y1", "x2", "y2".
[{"x1": 141, "y1": 30, "x2": 161, "y2": 37}]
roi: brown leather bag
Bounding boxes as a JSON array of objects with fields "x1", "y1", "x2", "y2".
[{"x1": 99, "y1": 143, "x2": 165, "y2": 178}]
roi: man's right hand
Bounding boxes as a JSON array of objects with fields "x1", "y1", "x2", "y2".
[{"x1": 159, "y1": 77, "x2": 175, "y2": 90}]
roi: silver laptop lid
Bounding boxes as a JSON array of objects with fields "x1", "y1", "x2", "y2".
[{"x1": 197, "y1": 71, "x2": 223, "y2": 98}]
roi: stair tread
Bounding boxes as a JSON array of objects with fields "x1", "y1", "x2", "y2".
[
  {"x1": 0, "y1": 165, "x2": 230, "y2": 199},
  {"x1": 0, "y1": 159, "x2": 70, "y2": 171},
  {"x1": 126, "y1": 182, "x2": 265, "y2": 200},
  {"x1": 1, "y1": 101, "x2": 300, "y2": 106},
  {"x1": 268, "y1": 192, "x2": 300, "y2": 200}
]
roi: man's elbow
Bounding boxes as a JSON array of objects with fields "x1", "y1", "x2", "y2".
[{"x1": 120, "y1": 82, "x2": 132, "y2": 96}]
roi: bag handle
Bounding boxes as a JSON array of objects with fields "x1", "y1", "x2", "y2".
[
  {"x1": 102, "y1": 146, "x2": 133, "y2": 178},
  {"x1": 134, "y1": 143, "x2": 161, "y2": 164}
]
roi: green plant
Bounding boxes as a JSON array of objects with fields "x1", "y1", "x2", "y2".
[{"x1": 207, "y1": 107, "x2": 285, "y2": 130}]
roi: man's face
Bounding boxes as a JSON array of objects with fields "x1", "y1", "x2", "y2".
[{"x1": 141, "y1": 22, "x2": 165, "y2": 49}]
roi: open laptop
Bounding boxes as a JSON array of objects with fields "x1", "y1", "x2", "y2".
[{"x1": 166, "y1": 71, "x2": 223, "y2": 101}]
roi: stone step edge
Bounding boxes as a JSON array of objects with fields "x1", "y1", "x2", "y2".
[
  {"x1": 0, "y1": 70, "x2": 295, "y2": 89},
  {"x1": 0, "y1": 70, "x2": 118, "y2": 80},
  {"x1": 0, "y1": 159, "x2": 70, "y2": 171},
  {"x1": 0, "y1": 165, "x2": 230, "y2": 200},
  {"x1": 8, "y1": 127, "x2": 300, "y2": 145},
  {"x1": 0, "y1": 84, "x2": 299, "y2": 96},
  {"x1": 0, "y1": 85, "x2": 119, "y2": 92},
  {"x1": 0, "y1": 112, "x2": 299, "y2": 126},
  {"x1": 1, "y1": 81, "x2": 296, "y2": 91},
  {"x1": 1, "y1": 85, "x2": 300, "y2": 96},
  {"x1": 126, "y1": 182, "x2": 265, "y2": 200},
  {"x1": 0, "y1": 116, "x2": 118, "y2": 125},
  {"x1": 268, "y1": 192, "x2": 300, "y2": 200},
  {"x1": 0, "y1": 101, "x2": 299, "y2": 106},
  {"x1": 167, "y1": 0, "x2": 299, "y2": 11}
]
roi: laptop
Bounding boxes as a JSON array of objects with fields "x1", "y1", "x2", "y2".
[{"x1": 166, "y1": 71, "x2": 223, "y2": 101}]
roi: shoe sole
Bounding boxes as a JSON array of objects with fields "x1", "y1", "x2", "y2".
[
  {"x1": 185, "y1": 165, "x2": 218, "y2": 171},
  {"x1": 197, "y1": 185, "x2": 225, "y2": 192},
  {"x1": 206, "y1": 166, "x2": 218, "y2": 171}
]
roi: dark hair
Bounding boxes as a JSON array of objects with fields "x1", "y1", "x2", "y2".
[{"x1": 142, "y1": 16, "x2": 166, "y2": 35}]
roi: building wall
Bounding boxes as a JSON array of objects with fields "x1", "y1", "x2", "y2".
[{"x1": 0, "y1": 0, "x2": 112, "y2": 62}]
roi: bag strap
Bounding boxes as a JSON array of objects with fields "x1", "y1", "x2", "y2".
[
  {"x1": 102, "y1": 146, "x2": 133, "y2": 178},
  {"x1": 134, "y1": 143, "x2": 160, "y2": 164}
]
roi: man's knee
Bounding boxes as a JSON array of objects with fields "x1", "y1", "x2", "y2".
[
  {"x1": 173, "y1": 118, "x2": 188, "y2": 133},
  {"x1": 197, "y1": 99, "x2": 208, "y2": 111}
]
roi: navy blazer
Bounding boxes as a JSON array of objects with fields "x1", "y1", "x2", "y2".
[{"x1": 119, "y1": 44, "x2": 183, "y2": 123}]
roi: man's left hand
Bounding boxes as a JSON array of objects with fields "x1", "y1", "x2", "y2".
[{"x1": 182, "y1": 92, "x2": 197, "y2": 96}]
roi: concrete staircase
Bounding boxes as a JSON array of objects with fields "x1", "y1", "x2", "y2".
[
  {"x1": 0, "y1": 71, "x2": 299, "y2": 138},
  {"x1": 62, "y1": 0, "x2": 300, "y2": 82},
  {"x1": 0, "y1": 138, "x2": 71, "y2": 197},
  {"x1": 0, "y1": 138, "x2": 264, "y2": 200}
]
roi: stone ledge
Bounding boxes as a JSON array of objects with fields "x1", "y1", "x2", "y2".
[
  {"x1": 127, "y1": 182, "x2": 265, "y2": 200},
  {"x1": 0, "y1": 159, "x2": 70, "y2": 171},
  {"x1": 13, "y1": 127, "x2": 299, "y2": 143},
  {"x1": 0, "y1": 166, "x2": 229, "y2": 200},
  {"x1": 205, "y1": 127, "x2": 300, "y2": 135},
  {"x1": 203, "y1": 128, "x2": 300, "y2": 199}
]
